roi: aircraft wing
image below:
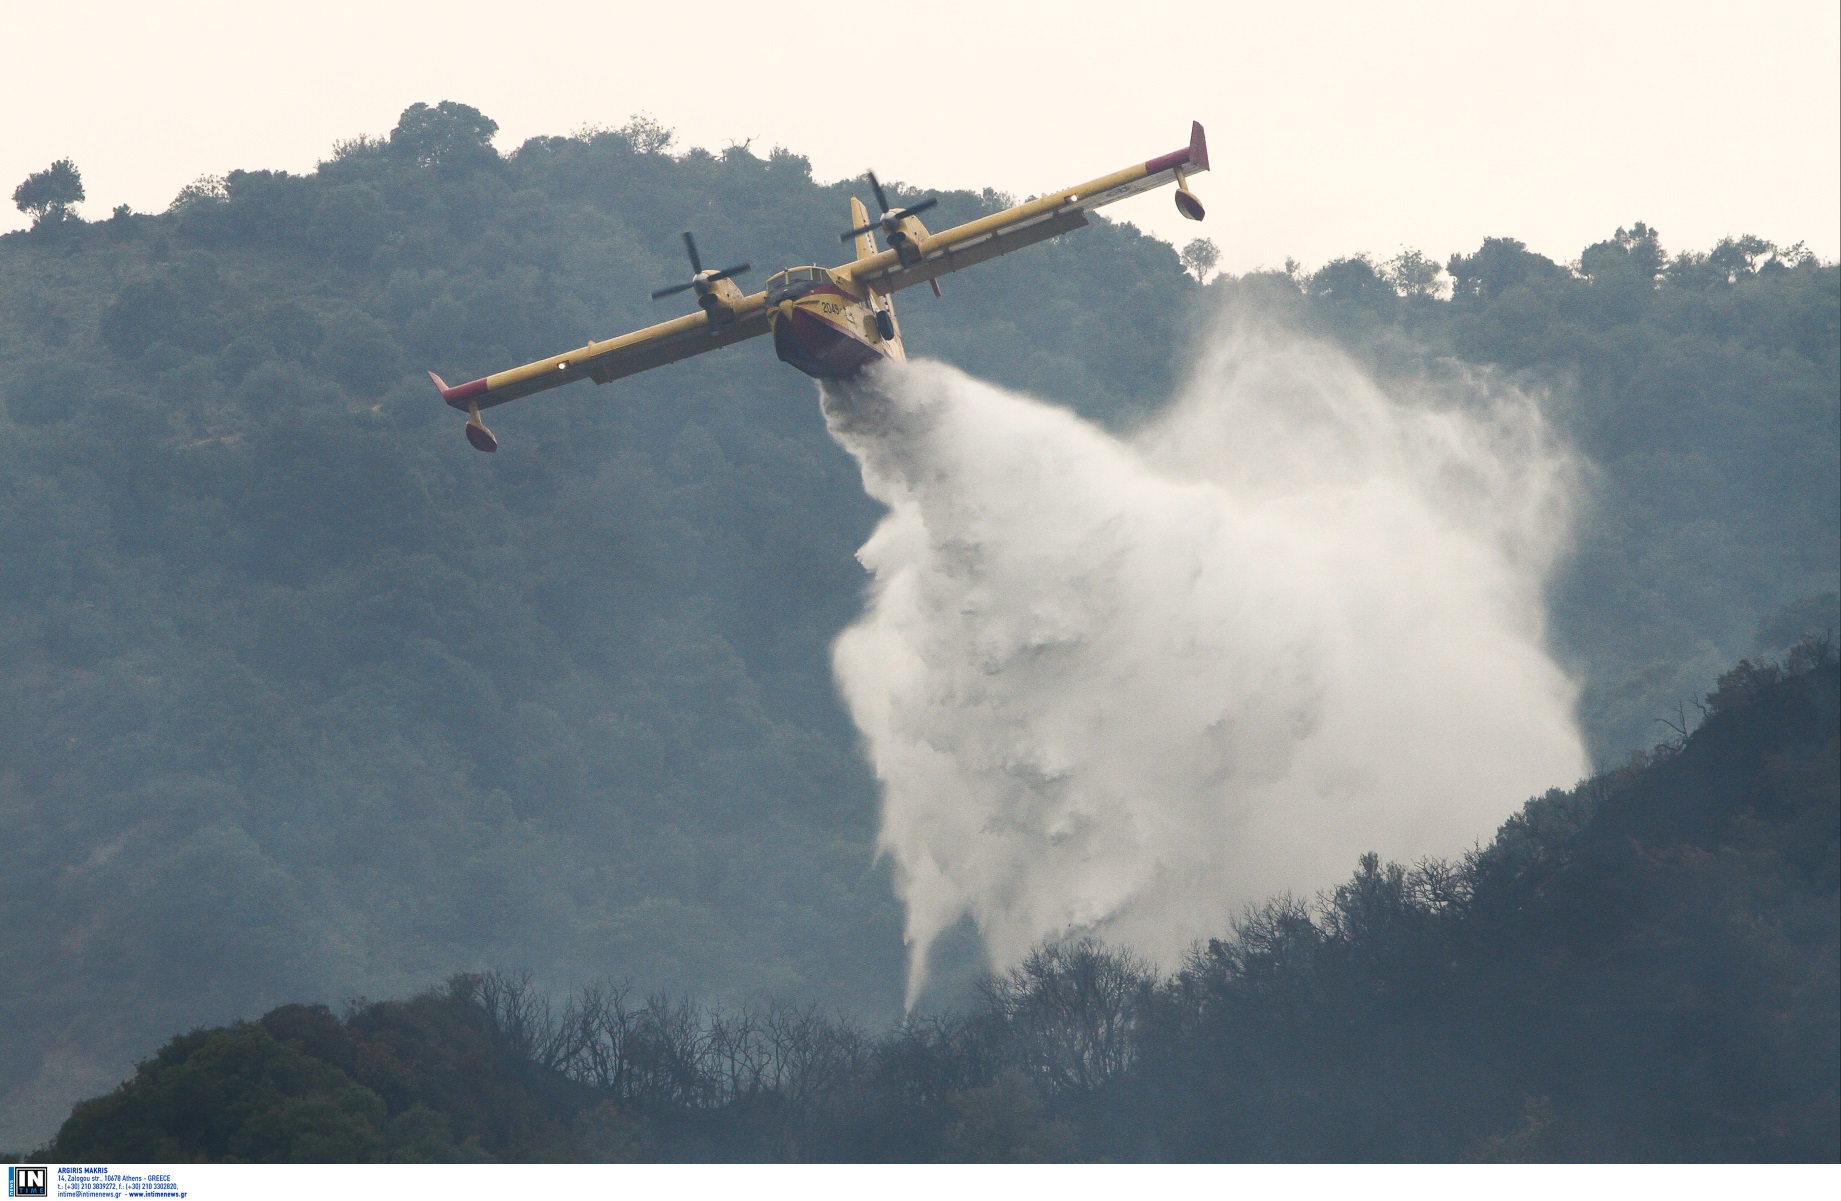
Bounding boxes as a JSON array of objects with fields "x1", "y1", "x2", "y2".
[
  {"x1": 841, "y1": 122, "x2": 1210, "y2": 297},
  {"x1": 431, "y1": 293, "x2": 772, "y2": 414}
]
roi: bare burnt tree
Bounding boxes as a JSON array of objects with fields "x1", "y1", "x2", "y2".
[
  {"x1": 979, "y1": 937, "x2": 1156, "y2": 1096},
  {"x1": 753, "y1": 1002, "x2": 871, "y2": 1106},
  {"x1": 552, "y1": 986, "x2": 869, "y2": 1121},
  {"x1": 471, "y1": 971, "x2": 569, "y2": 1071}
]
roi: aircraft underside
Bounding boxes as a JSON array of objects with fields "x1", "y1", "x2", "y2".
[{"x1": 770, "y1": 302, "x2": 891, "y2": 379}]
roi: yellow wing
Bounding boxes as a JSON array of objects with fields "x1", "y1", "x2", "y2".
[
  {"x1": 839, "y1": 122, "x2": 1210, "y2": 297},
  {"x1": 431, "y1": 290, "x2": 772, "y2": 415}
]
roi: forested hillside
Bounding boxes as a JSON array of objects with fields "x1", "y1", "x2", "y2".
[
  {"x1": 42, "y1": 642, "x2": 1839, "y2": 1162},
  {"x1": 0, "y1": 101, "x2": 1834, "y2": 1148}
]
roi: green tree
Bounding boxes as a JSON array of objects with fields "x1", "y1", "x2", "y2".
[
  {"x1": 1381, "y1": 247, "x2": 1444, "y2": 298},
  {"x1": 50, "y1": 1023, "x2": 390, "y2": 1162},
  {"x1": 1581, "y1": 221, "x2": 1665, "y2": 283},
  {"x1": 1446, "y1": 235, "x2": 1566, "y2": 300},
  {"x1": 1179, "y1": 237, "x2": 1220, "y2": 281},
  {"x1": 389, "y1": 101, "x2": 499, "y2": 169},
  {"x1": 1307, "y1": 255, "x2": 1395, "y2": 309},
  {"x1": 616, "y1": 113, "x2": 676, "y2": 155},
  {"x1": 12, "y1": 159, "x2": 84, "y2": 227},
  {"x1": 168, "y1": 174, "x2": 228, "y2": 212}
]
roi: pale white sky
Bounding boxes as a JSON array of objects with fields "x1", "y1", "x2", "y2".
[{"x1": 3, "y1": 1, "x2": 1836, "y2": 272}]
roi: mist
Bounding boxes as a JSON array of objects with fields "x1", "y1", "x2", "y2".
[{"x1": 823, "y1": 316, "x2": 1589, "y2": 1004}]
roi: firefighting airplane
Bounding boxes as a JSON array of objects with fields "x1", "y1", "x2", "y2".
[{"x1": 428, "y1": 123, "x2": 1210, "y2": 451}]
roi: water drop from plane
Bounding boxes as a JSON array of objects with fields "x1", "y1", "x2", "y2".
[{"x1": 822, "y1": 312, "x2": 1587, "y2": 1006}]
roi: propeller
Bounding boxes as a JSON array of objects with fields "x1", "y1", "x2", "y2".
[
  {"x1": 650, "y1": 231, "x2": 751, "y2": 300},
  {"x1": 841, "y1": 172, "x2": 939, "y2": 243}
]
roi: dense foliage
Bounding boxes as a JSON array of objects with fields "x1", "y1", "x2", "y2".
[
  {"x1": 46, "y1": 644, "x2": 1839, "y2": 1161},
  {"x1": 0, "y1": 100, "x2": 1834, "y2": 1148}
]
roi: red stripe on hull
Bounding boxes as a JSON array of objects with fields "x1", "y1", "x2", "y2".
[{"x1": 771, "y1": 306, "x2": 887, "y2": 379}]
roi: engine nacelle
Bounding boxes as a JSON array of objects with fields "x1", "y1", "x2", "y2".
[
  {"x1": 884, "y1": 213, "x2": 933, "y2": 267},
  {"x1": 695, "y1": 275, "x2": 750, "y2": 329}
]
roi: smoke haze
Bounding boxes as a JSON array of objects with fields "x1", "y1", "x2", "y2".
[{"x1": 823, "y1": 318, "x2": 1588, "y2": 1004}]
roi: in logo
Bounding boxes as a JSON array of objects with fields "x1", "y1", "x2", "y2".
[{"x1": 7, "y1": 1166, "x2": 47, "y2": 1198}]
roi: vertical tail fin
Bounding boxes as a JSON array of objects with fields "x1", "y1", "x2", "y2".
[
  {"x1": 850, "y1": 196, "x2": 878, "y2": 262},
  {"x1": 851, "y1": 196, "x2": 907, "y2": 360}
]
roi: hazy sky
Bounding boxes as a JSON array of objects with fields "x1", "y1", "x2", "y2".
[{"x1": 4, "y1": 1, "x2": 1836, "y2": 272}]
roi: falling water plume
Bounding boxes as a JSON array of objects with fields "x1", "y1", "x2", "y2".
[{"x1": 823, "y1": 316, "x2": 1587, "y2": 1006}]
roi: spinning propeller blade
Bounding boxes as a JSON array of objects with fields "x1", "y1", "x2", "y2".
[
  {"x1": 650, "y1": 233, "x2": 751, "y2": 300},
  {"x1": 893, "y1": 197, "x2": 938, "y2": 220},
  {"x1": 841, "y1": 172, "x2": 939, "y2": 242}
]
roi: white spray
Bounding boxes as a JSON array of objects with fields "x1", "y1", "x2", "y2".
[{"x1": 823, "y1": 315, "x2": 1587, "y2": 1005}]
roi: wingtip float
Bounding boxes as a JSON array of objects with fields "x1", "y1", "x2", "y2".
[
  {"x1": 429, "y1": 122, "x2": 1210, "y2": 451},
  {"x1": 428, "y1": 371, "x2": 498, "y2": 452}
]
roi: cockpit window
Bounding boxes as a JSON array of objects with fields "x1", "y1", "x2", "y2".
[{"x1": 767, "y1": 266, "x2": 831, "y2": 304}]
